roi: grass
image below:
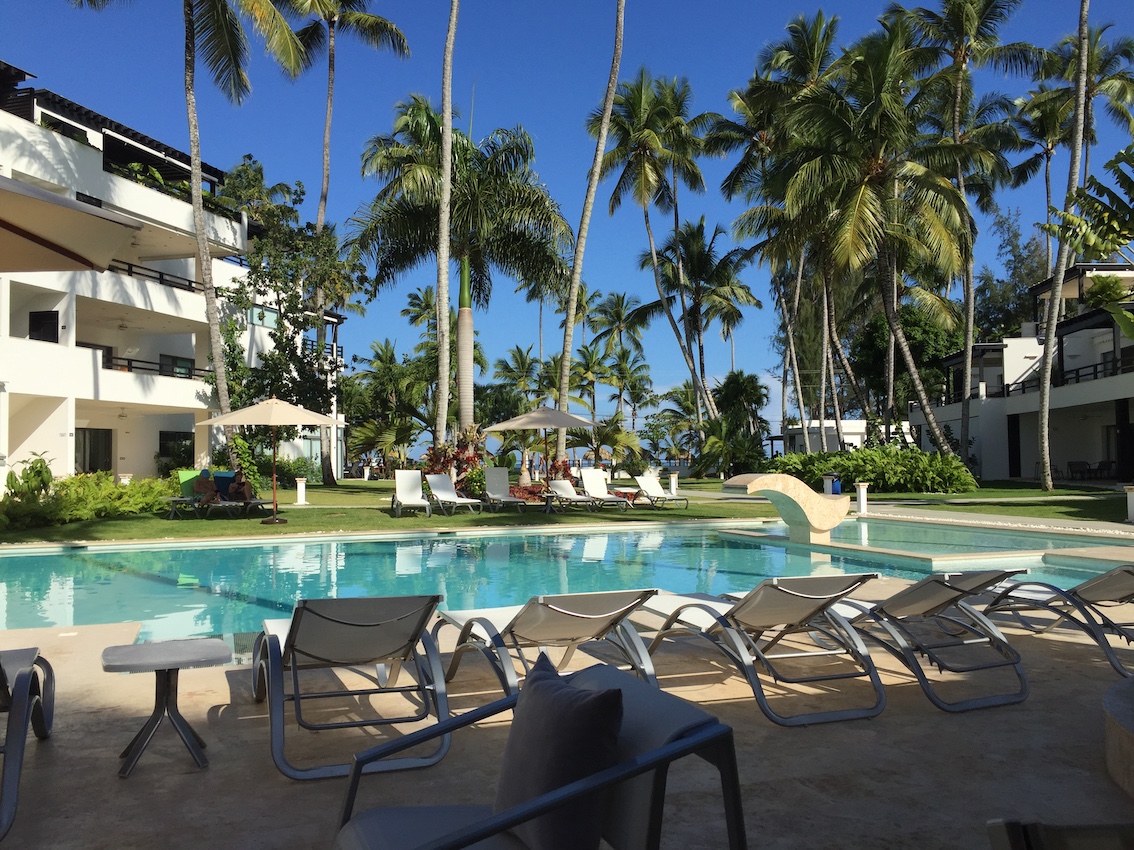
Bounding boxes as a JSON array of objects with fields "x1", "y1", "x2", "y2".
[{"x1": 3, "y1": 476, "x2": 1127, "y2": 546}]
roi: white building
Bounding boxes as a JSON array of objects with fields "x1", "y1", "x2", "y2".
[
  {"x1": 909, "y1": 263, "x2": 1134, "y2": 481},
  {"x1": 0, "y1": 60, "x2": 343, "y2": 485},
  {"x1": 781, "y1": 419, "x2": 915, "y2": 454}
]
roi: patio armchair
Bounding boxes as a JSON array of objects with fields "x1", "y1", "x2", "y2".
[
  {"x1": 643, "y1": 574, "x2": 886, "y2": 726},
  {"x1": 333, "y1": 658, "x2": 747, "y2": 850},
  {"x1": 251, "y1": 595, "x2": 450, "y2": 780}
]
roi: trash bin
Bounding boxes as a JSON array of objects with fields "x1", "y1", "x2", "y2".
[{"x1": 822, "y1": 473, "x2": 841, "y2": 495}]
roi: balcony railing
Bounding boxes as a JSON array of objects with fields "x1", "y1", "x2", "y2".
[
  {"x1": 104, "y1": 355, "x2": 211, "y2": 380},
  {"x1": 303, "y1": 338, "x2": 344, "y2": 360},
  {"x1": 108, "y1": 260, "x2": 202, "y2": 294}
]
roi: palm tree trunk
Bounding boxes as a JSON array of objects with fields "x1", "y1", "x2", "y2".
[
  {"x1": 184, "y1": 0, "x2": 230, "y2": 428},
  {"x1": 315, "y1": 15, "x2": 337, "y2": 486},
  {"x1": 1044, "y1": 153, "x2": 1053, "y2": 274},
  {"x1": 1040, "y1": 0, "x2": 1091, "y2": 491},
  {"x1": 951, "y1": 51, "x2": 975, "y2": 472},
  {"x1": 824, "y1": 278, "x2": 871, "y2": 426},
  {"x1": 817, "y1": 276, "x2": 830, "y2": 451},
  {"x1": 435, "y1": 0, "x2": 459, "y2": 446},
  {"x1": 457, "y1": 258, "x2": 474, "y2": 430},
  {"x1": 557, "y1": 0, "x2": 624, "y2": 460},
  {"x1": 828, "y1": 341, "x2": 844, "y2": 450}
]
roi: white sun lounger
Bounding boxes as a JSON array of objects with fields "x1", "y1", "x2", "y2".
[
  {"x1": 391, "y1": 470, "x2": 432, "y2": 518},
  {"x1": 547, "y1": 478, "x2": 597, "y2": 510},
  {"x1": 580, "y1": 468, "x2": 631, "y2": 510},
  {"x1": 425, "y1": 473, "x2": 483, "y2": 516},
  {"x1": 634, "y1": 473, "x2": 689, "y2": 508},
  {"x1": 483, "y1": 467, "x2": 527, "y2": 512}
]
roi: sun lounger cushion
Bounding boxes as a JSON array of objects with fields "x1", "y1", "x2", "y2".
[{"x1": 493, "y1": 654, "x2": 623, "y2": 850}]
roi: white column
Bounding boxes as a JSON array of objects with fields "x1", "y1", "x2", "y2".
[
  {"x1": 669, "y1": 472, "x2": 679, "y2": 496},
  {"x1": 295, "y1": 477, "x2": 308, "y2": 505},
  {"x1": 855, "y1": 482, "x2": 870, "y2": 515},
  {"x1": 1125, "y1": 486, "x2": 1134, "y2": 524}
]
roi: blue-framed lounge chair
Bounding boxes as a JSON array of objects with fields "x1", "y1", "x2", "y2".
[
  {"x1": 483, "y1": 467, "x2": 526, "y2": 512},
  {"x1": 0, "y1": 648, "x2": 54, "y2": 840},
  {"x1": 580, "y1": 468, "x2": 631, "y2": 510},
  {"x1": 251, "y1": 595, "x2": 449, "y2": 781},
  {"x1": 425, "y1": 474, "x2": 483, "y2": 516},
  {"x1": 432, "y1": 589, "x2": 659, "y2": 695},
  {"x1": 643, "y1": 574, "x2": 886, "y2": 726},
  {"x1": 835, "y1": 570, "x2": 1029, "y2": 712},
  {"x1": 391, "y1": 470, "x2": 431, "y2": 518},
  {"x1": 333, "y1": 661, "x2": 747, "y2": 850},
  {"x1": 984, "y1": 565, "x2": 1134, "y2": 677}
]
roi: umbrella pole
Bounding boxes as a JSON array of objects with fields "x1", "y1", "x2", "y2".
[{"x1": 262, "y1": 425, "x2": 287, "y2": 525}]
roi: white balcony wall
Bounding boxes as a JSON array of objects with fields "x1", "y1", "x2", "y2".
[
  {"x1": 7, "y1": 393, "x2": 69, "y2": 478},
  {"x1": 1002, "y1": 338, "x2": 1044, "y2": 385},
  {"x1": 0, "y1": 112, "x2": 245, "y2": 259}
]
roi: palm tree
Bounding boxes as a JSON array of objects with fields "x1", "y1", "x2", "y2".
[
  {"x1": 713, "y1": 370, "x2": 770, "y2": 439},
  {"x1": 1039, "y1": 23, "x2": 1134, "y2": 186},
  {"x1": 514, "y1": 268, "x2": 566, "y2": 362},
  {"x1": 572, "y1": 342, "x2": 610, "y2": 417},
  {"x1": 589, "y1": 68, "x2": 715, "y2": 420},
  {"x1": 559, "y1": 283, "x2": 602, "y2": 348},
  {"x1": 355, "y1": 102, "x2": 570, "y2": 434},
  {"x1": 287, "y1": 1, "x2": 408, "y2": 483},
  {"x1": 606, "y1": 345, "x2": 649, "y2": 424},
  {"x1": 556, "y1": 0, "x2": 625, "y2": 460},
  {"x1": 75, "y1": 0, "x2": 303, "y2": 420},
  {"x1": 1038, "y1": 0, "x2": 1091, "y2": 490},
  {"x1": 1014, "y1": 84, "x2": 1075, "y2": 272},
  {"x1": 590, "y1": 291, "x2": 645, "y2": 357},
  {"x1": 402, "y1": 285, "x2": 436, "y2": 335},
  {"x1": 437, "y1": 0, "x2": 459, "y2": 445},
  {"x1": 493, "y1": 345, "x2": 540, "y2": 404}
]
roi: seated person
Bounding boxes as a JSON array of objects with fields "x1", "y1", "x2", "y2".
[
  {"x1": 231, "y1": 469, "x2": 254, "y2": 502},
  {"x1": 192, "y1": 469, "x2": 221, "y2": 505}
]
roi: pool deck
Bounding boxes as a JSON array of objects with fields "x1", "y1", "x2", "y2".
[{"x1": 6, "y1": 570, "x2": 1134, "y2": 849}]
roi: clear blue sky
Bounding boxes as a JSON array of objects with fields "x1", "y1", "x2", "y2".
[{"x1": 4, "y1": 1, "x2": 1133, "y2": 435}]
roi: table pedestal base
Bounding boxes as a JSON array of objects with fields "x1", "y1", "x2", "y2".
[{"x1": 118, "y1": 668, "x2": 208, "y2": 778}]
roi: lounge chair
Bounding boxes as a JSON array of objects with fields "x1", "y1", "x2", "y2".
[
  {"x1": 580, "y1": 468, "x2": 631, "y2": 510},
  {"x1": 391, "y1": 470, "x2": 432, "y2": 518},
  {"x1": 987, "y1": 819, "x2": 1134, "y2": 849},
  {"x1": 984, "y1": 565, "x2": 1134, "y2": 678},
  {"x1": 643, "y1": 574, "x2": 886, "y2": 726},
  {"x1": 547, "y1": 478, "x2": 596, "y2": 510},
  {"x1": 634, "y1": 473, "x2": 689, "y2": 508},
  {"x1": 333, "y1": 660, "x2": 747, "y2": 850},
  {"x1": 835, "y1": 570, "x2": 1029, "y2": 712},
  {"x1": 432, "y1": 589, "x2": 659, "y2": 695},
  {"x1": 483, "y1": 467, "x2": 527, "y2": 512},
  {"x1": 0, "y1": 648, "x2": 54, "y2": 840},
  {"x1": 250, "y1": 595, "x2": 450, "y2": 780},
  {"x1": 425, "y1": 473, "x2": 483, "y2": 516}
]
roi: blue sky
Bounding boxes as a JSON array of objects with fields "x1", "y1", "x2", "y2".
[{"x1": 4, "y1": 0, "x2": 1133, "y2": 435}]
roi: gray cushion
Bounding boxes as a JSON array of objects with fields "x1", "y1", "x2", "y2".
[{"x1": 493, "y1": 654, "x2": 623, "y2": 850}]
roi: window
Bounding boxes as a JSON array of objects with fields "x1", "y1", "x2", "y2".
[
  {"x1": 28, "y1": 310, "x2": 59, "y2": 343},
  {"x1": 159, "y1": 354, "x2": 194, "y2": 378},
  {"x1": 75, "y1": 428, "x2": 112, "y2": 473},
  {"x1": 247, "y1": 305, "x2": 279, "y2": 329}
]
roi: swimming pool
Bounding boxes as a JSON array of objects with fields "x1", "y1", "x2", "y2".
[{"x1": 1, "y1": 518, "x2": 1130, "y2": 641}]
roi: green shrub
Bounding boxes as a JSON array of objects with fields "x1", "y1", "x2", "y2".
[
  {"x1": 762, "y1": 444, "x2": 978, "y2": 494},
  {"x1": 0, "y1": 472, "x2": 169, "y2": 530},
  {"x1": 462, "y1": 467, "x2": 486, "y2": 497}
]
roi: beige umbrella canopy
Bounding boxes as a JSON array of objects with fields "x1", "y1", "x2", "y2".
[
  {"x1": 0, "y1": 174, "x2": 142, "y2": 272},
  {"x1": 485, "y1": 406, "x2": 596, "y2": 485},
  {"x1": 198, "y1": 398, "x2": 338, "y2": 524}
]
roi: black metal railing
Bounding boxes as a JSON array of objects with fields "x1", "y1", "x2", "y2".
[
  {"x1": 108, "y1": 260, "x2": 201, "y2": 293},
  {"x1": 104, "y1": 356, "x2": 211, "y2": 379},
  {"x1": 302, "y1": 338, "x2": 344, "y2": 360}
]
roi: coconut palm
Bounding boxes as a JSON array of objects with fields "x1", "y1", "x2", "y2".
[
  {"x1": 588, "y1": 67, "x2": 716, "y2": 419},
  {"x1": 1014, "y1": 84, "x2": 1074, "y2": 272},
  {"x1": 559, "y1": 283, "x2": 601, "y2": 348},
  {"x1": 354, "y1": 100, "x2": 571, "y2": 435},
  {"x1": 572, "y1": 342, "x2": 610, "y2": 417},
  {"x1": 74, "y1": 0, "x2": 303, "y2": 420},
  {"x1": 515, "y1": 268, "x2": 567, "y2": 362},
  {"x1": 606, "y1": 345, "x2": 650, "y2": 424},
  {"x1": 556, "y1": 0, "x2": 625, "y2": 460},
  {"x1": 713, "y1": 370, "x2": 770, "y2": 439},
  {"x1": 402, "y1": 285, "x2": 436, "y2": 335},
  {"x1": 493, "y1": 345, "x2": 540, "y2": 405},
  {"x1": 590, "y1": 291, "x2": 645, "y2": 357}
]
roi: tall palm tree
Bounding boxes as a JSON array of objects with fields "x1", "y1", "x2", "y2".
[
  {"x1": 713, "y1": 370, "x2": 770, "y2": 438},
  {"x1": 287, "y1": 1, "x2": 408, "y2": 483},
  {"x1": 606, "y1": 345, "x2": 650, "y2": 424},
  {"x1": 355, "y1": 103, "x2": 570, "y2": 434},
  {"x1": 437, "y1": 0, "x2": 459, "y2": 445},
  {"x1": 75, "y1": 0, "x2": 303, "y2": 420},
  {"x1": 589, "y1": 68, "x2": 715, "y2": 419},
  {"x1": 573, "y1": 342, "x2": 610, "y2": 417},
  {"x1": 1014, "y1": 84, "x2": 1075, "y2": 272},
  {"x1": 493, "y1": 345, "x2": 540, "y2": 404},
  {"x1": 1038, "y1": 0, "x2": 1091, "y2": 491},
  {"x1": 590, "y1": 291, "x2": 645, "y2": 357},
  {"x1": 556, "y1": 0, "x2": 625, "y2": 460},
  {"x1": 514, "y1": 268, "x2": 566, "y2": 362},
  {"x1": 897, "y1": 0, "x2": 1036, "y2": 466},
  {"x1": 558, "y1": 283, "x2": 601, "y2": 348},
  {"x1": 402, "y1": 285, "x2": 436, "y2": 336},
  {"x1": 1040, "y1": 23, "x2": 1134, "y2": 186}
]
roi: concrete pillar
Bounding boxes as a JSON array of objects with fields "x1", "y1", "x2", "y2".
[
  {"x1": 1125, "y1": 485, "x2": 1134, "y2": 523},
  {"x1": 295, "y1": 477, "x2": 308, "y2": 505},
  {"x1": 669, "y1": 472, "x2": 679, "y2": 496},
  {"x1": 855, "y1": 482, "x2": 870, "y2": 515}
]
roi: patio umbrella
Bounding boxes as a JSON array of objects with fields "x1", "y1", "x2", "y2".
[
  {"x1": 197, "y1": 397, "x2": 338, "y2": 525},
  {"x1": 485, "y1": 406, "x2": 596, "y2": 482},
  {"x1": 0, "y1": 174, "x2": 142, "y2": 272}
]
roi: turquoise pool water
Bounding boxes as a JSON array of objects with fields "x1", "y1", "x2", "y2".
[{"x1": 0, "y1": 520, "x2": 1126, "y2": 640}]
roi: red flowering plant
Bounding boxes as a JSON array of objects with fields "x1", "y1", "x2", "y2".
[{"x1": 548, "y1": 458, "x2": 573, "y2": 482}]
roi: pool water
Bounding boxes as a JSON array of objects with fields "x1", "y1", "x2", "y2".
[{"x1": 0, "y1": 522, "x2": 1124, "y2": 640}]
